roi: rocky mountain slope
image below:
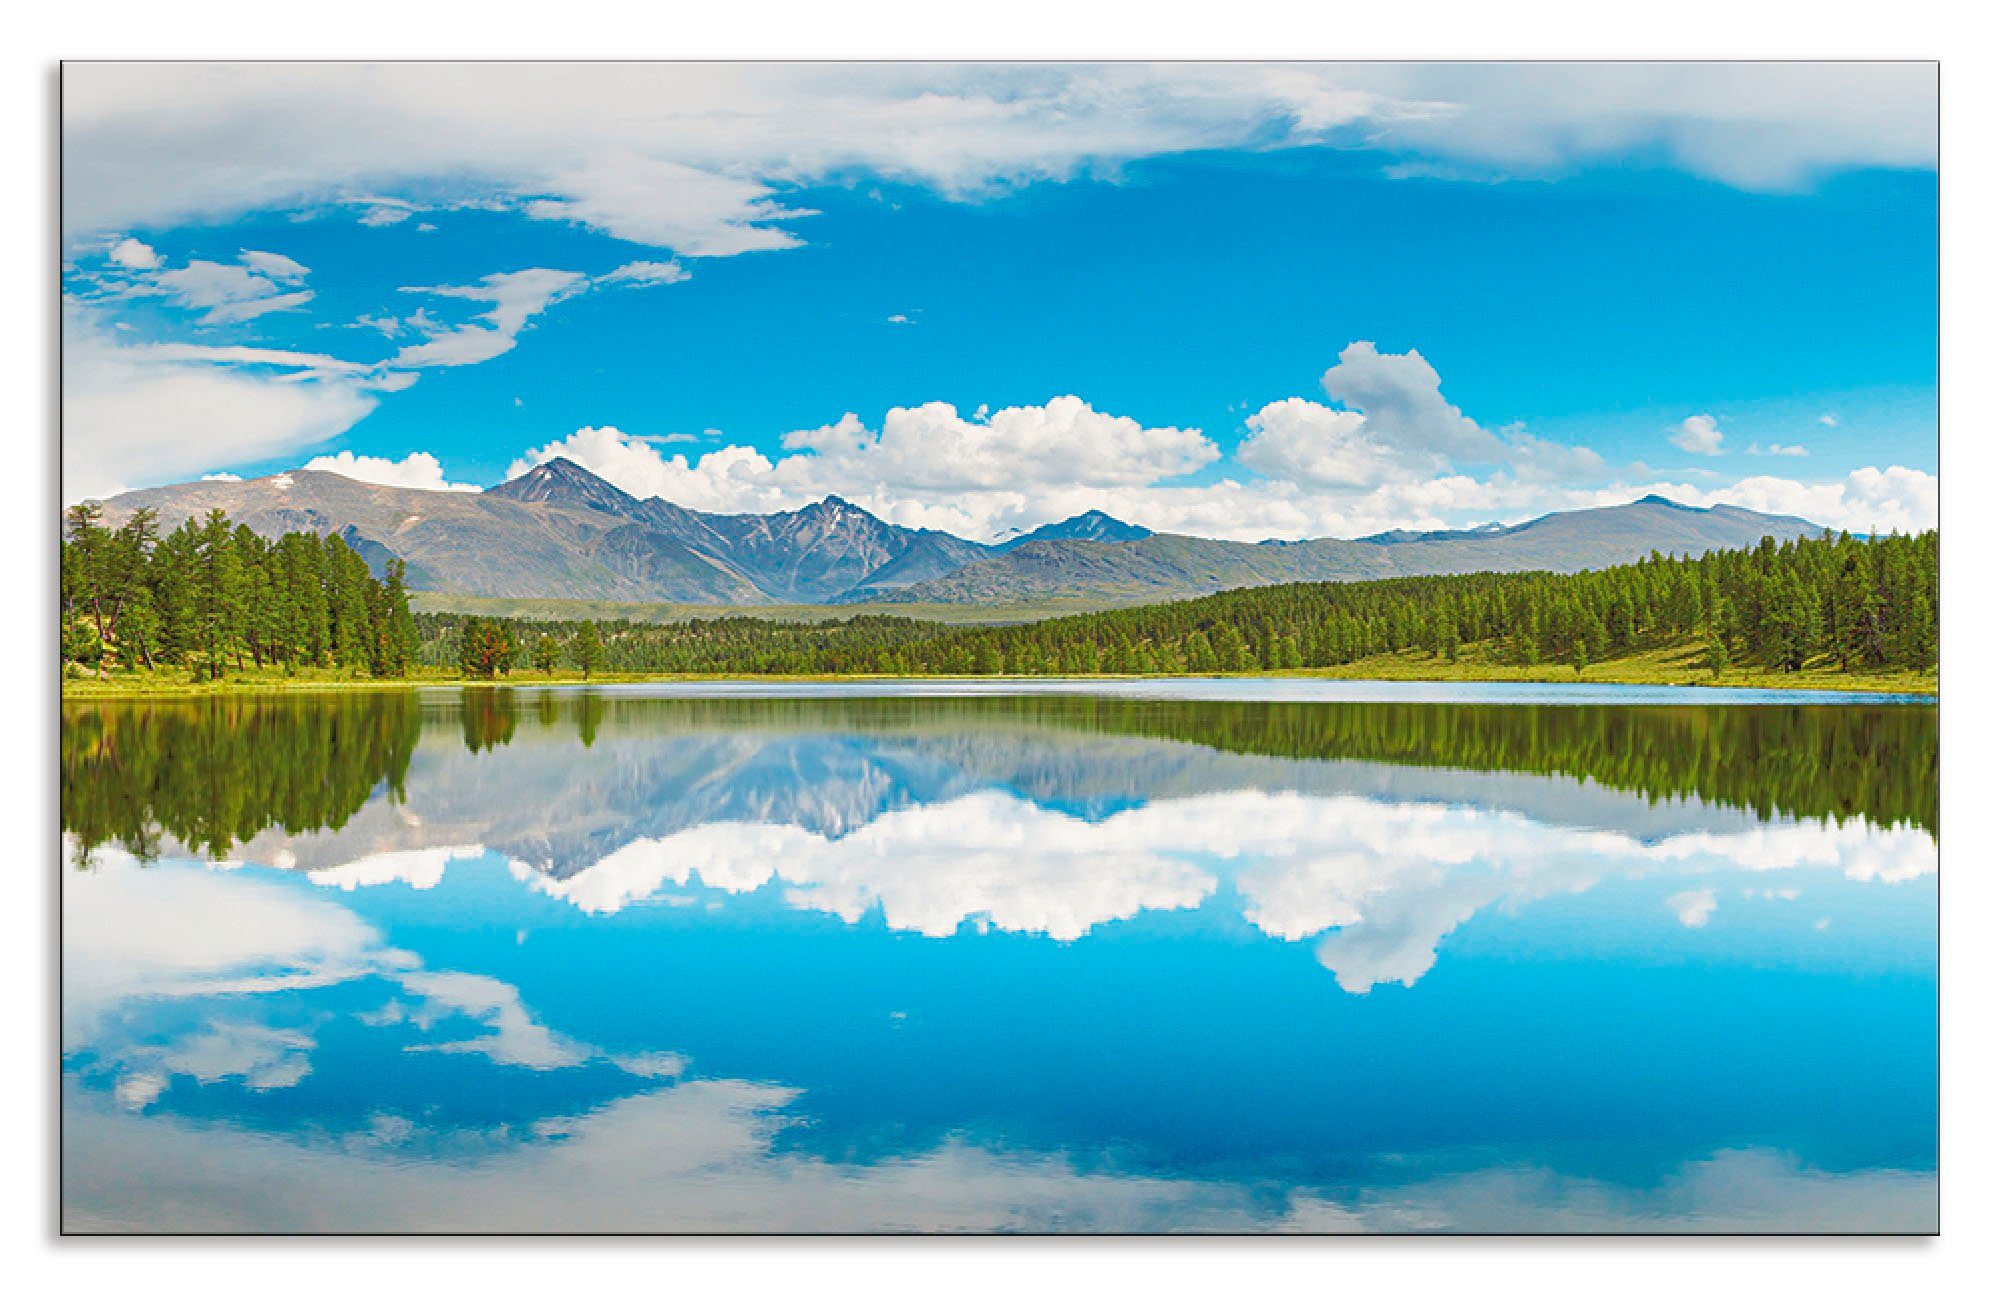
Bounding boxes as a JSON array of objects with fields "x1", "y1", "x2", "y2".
[
  {"x1": 864, "y1": 496, "x2": 1825, "y2": 605},
  {"x1": 90, "y1": 463, "x2": 1824, "y2": 608}
]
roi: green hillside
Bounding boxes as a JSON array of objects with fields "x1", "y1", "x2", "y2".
[{"x1": 407, "y1": 529, "x2": 1937, "y2": 692}]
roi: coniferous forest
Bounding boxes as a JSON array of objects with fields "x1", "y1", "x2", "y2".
[
  {"x1": 61, "y1": 502, "x2": 419, "y2": 680},
  {"x1": 412, "y1": 528, "x2": 1937, "y2": 681},
  {"x1": 61, "y1": 507, "x2": 1936, "y2": 686}
]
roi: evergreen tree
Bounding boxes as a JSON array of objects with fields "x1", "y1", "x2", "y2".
[{"x1": 572, "y1": 621, "x2": 605, "y2": 678}]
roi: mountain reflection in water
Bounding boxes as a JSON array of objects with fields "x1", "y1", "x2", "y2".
[{"x1": 60, "y1": 685, "x2": 1939, "y2": 1233}]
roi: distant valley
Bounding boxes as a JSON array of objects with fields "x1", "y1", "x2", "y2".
[{"x1": 93, "y1": 458, "x2": 1828, "y2": 609}]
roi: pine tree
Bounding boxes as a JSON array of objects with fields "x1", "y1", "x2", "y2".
[{"x1": 572, "y1": 621, "x2": 605, "y2": 678}]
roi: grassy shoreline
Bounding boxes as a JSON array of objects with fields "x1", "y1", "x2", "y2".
[{"x1": 60, "y1": 644, "x2": 1938, "y2": 700}]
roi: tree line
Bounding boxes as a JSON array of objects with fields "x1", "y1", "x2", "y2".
[
  {"x1": 415, "y1": 528, "x2": 1938, "y2": 680},
  {"x1": 61, "y1": 503, "x2": 420, "y2": 680}
]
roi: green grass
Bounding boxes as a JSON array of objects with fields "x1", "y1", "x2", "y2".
[
  {"x1": 1294, "y1": 641, "x2": 1937, "y2": 695},
  {"x1": 61, "y1": 637, "x2": 1937, "y2": 700},
  {"x1": 410, "y1": 592, "x2": 1111, "y2": 625}
]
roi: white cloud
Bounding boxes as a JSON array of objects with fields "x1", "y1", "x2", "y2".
[
  {"x1": 1663, "y1": 466, "x2": 1937, "y2": 534},
  {"x1": 1668, "y1": 888, "x2": 1719, "y2": 928},
  {"x1": 151, "y1": 257, "x2": 315, "y2": 325},
  {"x1": 499, "y1": 408, "x2": 1936, "y2": 544},
  {"x1": 399, "y1": 969, "x2": 595, "y2": 1070},
  {"x1": 494, "y1": 788, "x2": 1933, "y2": 994},
  {"x1": 107, "y1": 236, "x2": 160, "y2": 270},
  {"x1": 391, "y1": 268, "x2": 588, "y2": 368},
  {"x1": 120, "y1": 248, "x2": 318, "y2": 325},
  {"x1": 139, "y1": 341, "x2": 371, "y2": 374},
  {"x1": 781, "y1": 396, "x2": 1217, "y2": 491},
  {"x1": 510, "y1": 792, "x2": 1217, "y2": 940},
  {"x1": 1239, "y1": 397, "x2": 1387, "y2": 488},
  {"x1": 299, "y1": 451, "x2": 480, "y2": 493},
  {"x1": 349, "y1": 196, "x2": 418, "y2": 226},
  {"x1": 1239, "y1": 343, "x2": 1603, "y2": 492},
  {"x1": 238, "y1": 249, "x2": 310, "y2": 281},
  {"x1": 62, "y1": 306, "x2": 379, "y2": 502},
  {"x1": 1671, "y1": 414, "x2": 1725, "y2": 456},
  {"x1": 1819, "y1": 413, "x2": 1841, "y2": 428},
  {"x1": 508, "y1": 397, "x2": 1219, "y2": 529},
  {"x1": 526, "y1": 155, "x2": 809, "y2": 255},
  {"x1": 60, "y1": 846, "x2": 411, "y2": 1036},
  {"x1": 62, "y1": 1073, "x2": 1938, "y2": 1233},
  {"x1": 1747, "y1": 442, "x2": 1809, "y2": 458},
  {"x1": 507, "y1": 425, "x2": 777, "y2": 514},
  {"x1": 60, "y1": 65, "x2": 1935, "y2": 258},
  {"x1": 202, "y1": 291, "x2": 315, "y2": 325},
  {"x1": 1361, "y1": 63, "x2": 1936, "y2": 191},
  {"x1": 597, "y1": 259, "x2": 690, "y2": 288}
]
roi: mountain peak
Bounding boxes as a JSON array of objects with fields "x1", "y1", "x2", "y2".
[
  {"x1": 486, "y1": 457, "x2": 642, "y2": 511},
  {"x1": 996, "y1": 509, "x2": 1152, "y2": 551},
  {"x1": 493, "y1": 457, "x2": 601, "y2": 488},
  {"x1": 502, "y1": 456, "x2": 596, "y2": 486}
]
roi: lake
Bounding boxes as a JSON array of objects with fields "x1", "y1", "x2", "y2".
[{"x1": 60, "y1": 682, "x2": 1939, "y2": 1233}]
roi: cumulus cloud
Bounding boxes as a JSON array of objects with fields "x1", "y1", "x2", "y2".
[
  {"x1": 298, "y1": 451, "x2": 480, "y2": 493},
  {"x1": 781, "y1": 397, "x2": 1217, "y2": 491},
  {"x1": 507, "y1": 398, "x2": 1220, "y2": 532},
  {"x1": 1665, "y1": 466, "x2": 1937, "y2": 534},
  {"x1": 498, "y1": 407, "x2": 1935, "y2": 544},
  {"x1": 1239, "y1": 397, "x2": 1388, "y2": 489},
  {"x1": 1671, "y1": 414, "x2": 1725, "y2": 456},
  {"x1": 506, "y1": 425, "x2": 782, "y2": 514},
  {"x1": 1239, "y1": 343, "x2": 1603, "y2": 493},
  {"x1": 107, "y1": 236, "x2": 160, "y2": 270},
  {"x1": 488, "y1": 344, "x2": 1650, "y2": 541}
]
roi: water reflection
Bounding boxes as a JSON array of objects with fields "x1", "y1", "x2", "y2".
[{"x1": 60, "y1": 687, "x2": 1939, "y2": 1233}]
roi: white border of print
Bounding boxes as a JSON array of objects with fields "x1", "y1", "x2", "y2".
[{"x1": 5, "y1": 3, "x2": 1991, "y2": 1293}]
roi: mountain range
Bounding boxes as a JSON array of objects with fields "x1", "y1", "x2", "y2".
[{"x1": 90, "y1": 458, "x2": 1826, "y2": 609}]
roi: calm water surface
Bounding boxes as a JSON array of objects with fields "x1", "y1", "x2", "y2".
[{"x1": 60, "y1": 683, "x2": 1939, "y2": 1233}]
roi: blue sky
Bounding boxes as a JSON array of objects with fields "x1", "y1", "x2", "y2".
[{"x1": 61, "y1": 63, "x2": 1939, "y2": 540}]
